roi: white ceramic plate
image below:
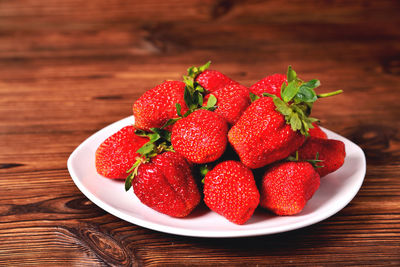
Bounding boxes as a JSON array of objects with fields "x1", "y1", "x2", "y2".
[{"x1": 68, "y1": 116, "x2": 366, "y2": 238}]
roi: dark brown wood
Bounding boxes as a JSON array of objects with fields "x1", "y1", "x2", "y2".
[{"x1": 1, "y1": 0, "x2": 399, "y2": 265}]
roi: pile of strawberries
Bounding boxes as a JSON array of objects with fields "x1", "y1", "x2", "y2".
[{"x1": 95, "y1": 62, "x2": 346, "y2": 225}]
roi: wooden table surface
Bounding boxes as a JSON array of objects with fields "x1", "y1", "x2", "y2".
[{"x1": 1, "y1": 0, "x2": 399, "y2": 265}]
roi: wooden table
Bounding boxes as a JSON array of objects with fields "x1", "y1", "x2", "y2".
[{"x1": 1, "y1": 0, "x2": 399, "y2": 265}]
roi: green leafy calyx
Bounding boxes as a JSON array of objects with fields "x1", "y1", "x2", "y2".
[
  {"x1": 287, "y1": 151, "x2": 324, "y2": 169},
  {"x1": 249, "y1": 92, "x2": 260, "y2": 102},
  {"x1": 182, "y1": 61, "x2": 216, "y2": 116},
  {"x1": 264, "y1": 66, "x2": 343, "y2": 135},
  {"x1": 125, "y1": 128, "x2": 174, "y2": 191},
  {"x1": 161, "y1": 61, "x2": 217, "y2": 128},
  {"x1": 199, "y1": 164, "x2": 210, "y2": 184}
]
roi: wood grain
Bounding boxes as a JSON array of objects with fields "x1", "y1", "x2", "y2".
[{"x1": 1, "y1": 0, "x2": 400, "y2": 265}]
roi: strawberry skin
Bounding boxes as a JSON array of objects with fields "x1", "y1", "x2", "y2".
[
  {"x1": 228, "y1": 97, "x2": 305, "y2": 169},
  {"x1": 195, "y1": 69, "x2": 234, "y2": 93},
  {"x1": 260, "y1": 161, "x2": 320, "y2": 215},
  {"x1": 298, "y1": 137, "x2": 346, "y2": 177},
  {"x1": 133, "y1": 81, "x2": 188, "y2": 131},
  {"x1": 132, "y1": 152, "x2": 201, "y2": 217},
  {"x1": 204, "y1": 82, "x2": 251, "y2": 125},
  {"x1": 95, "y1": 126, "x2": 149, "y2": 179},
  {"x1": 249, "y1": 73, "x2": 287, "y2": 98},
  {"x1": 204, "y1": 161, "x2": 260, "y2": 225},
  {"x1": 171, "y1": 109, "x2": 228, "y2": 164},
  {"x1": 309, "y1": 123, "x2": 328, "y2": 139}
]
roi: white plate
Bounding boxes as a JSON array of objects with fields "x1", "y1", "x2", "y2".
[{"x1": 67, "y1": 116, "x2": 366, "y2": 238}]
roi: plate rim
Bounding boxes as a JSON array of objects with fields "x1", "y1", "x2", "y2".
[{"x1": 67, "y1": 116, "x2": 366, "y2": 238}]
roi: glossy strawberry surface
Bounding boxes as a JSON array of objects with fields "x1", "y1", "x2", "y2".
[
  {"x1": 195, "y1": 69, "x2": 234, "y2": 93},
  {"x1": 133, "y1": 81, "x2": 188, "y2": 131},
  {"x1": 204, "y1": 161, "x2": 260, "y2": 225},
  {"x1": 228, "y1": 97, "x2": 305, "y2": 169},
  {"x1": 95, "y1": 126, "x2": 149, "y2": 179},
  {"x1": 171, "y1": 109, "x2": 228, "y2": 164},
  {"x1": 260, "y1": 161, "x2": 320, "y2": 215},
  {"x1": 249, "y1": 73, "x2": 287, "y2": 98},
  {"x1": 204, "y1": 82, "x2": 251, "y2": 125},
  {"x1": 132, "y1": 152, "x2": 201, "y2": 218},
  {"x1": 298, "y1": 137, "x2": 346, "y2": 177}
]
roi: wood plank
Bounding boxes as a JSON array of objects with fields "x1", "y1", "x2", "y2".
[{"x1": 0, "y1": 0, "x2": 399, "y2": 265}]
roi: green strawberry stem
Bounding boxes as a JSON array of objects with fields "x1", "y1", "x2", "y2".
[
  {"x1": 310, "y1": 152, "x2": 325, "y2": 169},
  {"x1": 287, "y1": 151, "x2": 324, "y2": 169},
  {"x1": 317, "y1": 89, "x2": 343, "y2": 98}
]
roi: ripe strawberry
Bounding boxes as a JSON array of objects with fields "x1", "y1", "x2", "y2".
[
  {"x1": 171, "y1": 109, "x2": 228, "y2": 164},
  {"x1": 203, "y1": 82, "x2": 251, "y2": 125},
  {"x1": 132, "y1": 152, "x2": 201, "y2": 217},
  {"x1": 132, "y1": 80, "x2": 188, "y2": 131},
  {"x1": 203, "y1": 161, "x2": 260, "y2": 224},
  {"x1": 195, "y1": 69, "x2": 235, "y2": 93},
  {"x1": 249, "y1": 73, "x2": 287, "y2": 98},
  {"x1": 260, "y1": 161, "x2": 320, "y2": 215},
  {"x1": 308, "y1": 122, "x2": 328, "y2": 139},
  {"x1": 228, "y1": 96, "x2": 306, "y2": 169},
  {"x1": 95, "y1": 126, "x2": 149, "y2": 179},
  {"x1": 229, "y1": 66, "x2": 342, "y2": 169},
  {"x1": 298, "y1": 137, "x2": 345, "y2": 177}
]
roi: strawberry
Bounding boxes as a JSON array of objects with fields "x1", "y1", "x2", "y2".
[
  {"x1": 228, "y1": 66, "x2": 342, "y2": 169},
  {"x1": 260, "y1": 161, "x2": 320, "y2": 215},
  {"x1": 308, "y1": 122, "x2": 328, "y2": 139},
  {"x1": 297, "y1": 137, "x2": 346, "y2": 177},
  {"x1": 249, "y1": 73, "x2": 287, "y2": 98},
  {"x1": 132, "y1": 80, "x2": 188, "y2": 131},
  {"x1": 171, "y1": 109, "x2": 228, "y2": 164},
  {"x1": 228, "y1": 96, "x2": 306, "y2": 168},
  {"x1": 131, "y1": 152, "x2": 201, "y2": 217},
  {"x1": 203, "y1": 82, "x2": 251, "y2": 125},
  {"x1": 95, "y1": 126, "x2": 149, "y2": 179},
  {"x1": 195, "y1": 69, "x2": 235, "y2": 93},
  {"x1": 203, "y1": 161, "x2": 260, "y2": 224}
]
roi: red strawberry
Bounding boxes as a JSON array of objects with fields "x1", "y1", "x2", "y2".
[
  {"x1": 171, "y1": 109, "x2": 228, "y2": 164},
  {"x1": 133, "y1": 81, "x2": 188, "y2": 131},
  {"x1": 203, "y1": 82, "x2": 251, "y2": 125},
  {"x1": 298, "y1": 137, "x2": 346, "y2": 177},
  {"x1": 229, "y1": 66, "x2": 342, "y2": 169},
  {"x1": 195, "y1": 69, "x2": 235, "y2": 93},
  {"x1": 249, "y1": 73, "x2": 287, "y2": 98},
  {"x1": 228, "y1": 96, "x2": 305, "y2": 169},
  {"x1": 203, "y1": 161, "x2": 260, "y2": 224},
  {"x1": 132, "y1": 152, "x2": 201, "y2": 217},
  {"x1": 308, "y1": 123, "x2": 328, "y2": 139},
  {"x1": 95, "y1": 126, "x2": 149, "y2": 179},
  {"x1": 260, "y1": 161, "x2": 320, "y2": 215}
]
